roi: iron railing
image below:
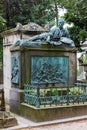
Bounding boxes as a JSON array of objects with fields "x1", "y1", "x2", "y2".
[{"x1": 24, "y1": 82, "x2": 87, "y2": 108}]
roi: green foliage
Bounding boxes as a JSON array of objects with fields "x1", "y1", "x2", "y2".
[
  {"x1": 79, "y1": 29, "x2": 87, "y2": 42},
  {"x1": 0, "y1": 15, "x2": 7, "y2": 63},
  {"x1": 68, "y1": 26, "x2": 80, "y2": 47},
  {"x1": 0, "y1": 16, "x2": 6, "y2": 26},
  {"x1": 0, "y1": 0, "x2": 56, "y2": 63},
  {"x1": 0, "y1": 0, "x2": 55, "y2": 28},
  {"x1": 61, "y1": 0, "x2": 87, "y2": 49},
  {"x1": 69, "y1": 87, "x2": 84, "y2": 95},
  {"x1": 83, "y1": 54, "x2": 87, "y2": 63},
  {"x1": 30, "y1": 1, "x2": 55, "y2": 26},
  {"x1": 0, "y1": 16, "x2": 6, "y2": 31},
  {"x1": 0, "y1": 0, "x2": 87, "y2": 50}
]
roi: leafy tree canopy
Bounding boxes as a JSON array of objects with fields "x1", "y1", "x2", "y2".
[
  {"x1": 0, "y1": 0, "x2": 56, "y2": 28},
  {"x1": 61, "y1": 0, "x2": 87, "y2": 49},
  {"x1": 0, "y1": 0, "x2": 87, "y2": 50}
]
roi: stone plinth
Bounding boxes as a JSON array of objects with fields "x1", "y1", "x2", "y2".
[
  {"x1": 0, "y1": 111, "x2": 18, "y2": 128},
  {"x1": 10, "y1": 44, "x2": 77, "y2": 87},
  {"x1": 10, "y1": 43, "x2": 77, "y2": 120},
  {"x1": 20, "y1": 103, "x2": 87, "y2": 122}
]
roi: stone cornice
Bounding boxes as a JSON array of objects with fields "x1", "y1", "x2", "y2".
[{"x1": 1, "y1": 22, "x2": 47, "y2": 37}]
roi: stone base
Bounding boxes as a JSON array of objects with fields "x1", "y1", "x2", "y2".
[
  {"x1": 20, "y1": 103, "x2": 87, "y2": 122},
  {"x1": 0, "y1": 111, "x2": 18, "y2": 128},
  {"x1": 10, "y1": 88, "x2": 24, "y2": 114}
]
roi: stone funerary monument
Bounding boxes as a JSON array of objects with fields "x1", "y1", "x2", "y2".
[{"x1": 1, "y1": 19, "x2": 78, "y2": 122}]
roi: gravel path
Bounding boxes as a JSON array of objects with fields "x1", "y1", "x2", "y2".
[{"x1": 17, "y1": 119, "x2": 87, "y2": 130}]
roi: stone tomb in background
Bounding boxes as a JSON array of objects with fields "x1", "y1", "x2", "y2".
[{"x1": 1, "y1": 22, "x2": 46, "y2": 103}]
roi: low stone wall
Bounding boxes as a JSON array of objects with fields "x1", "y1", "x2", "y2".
[{"x1": 20, "y1": 103, "x2": 87, "y2": 122}]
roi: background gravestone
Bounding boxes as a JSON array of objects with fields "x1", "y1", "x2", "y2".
[{"x1": 1, "y1": 22, "x2": 46, "y2": 103}]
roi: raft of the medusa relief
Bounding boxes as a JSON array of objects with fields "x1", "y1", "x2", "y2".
[{"x1": 31, "y1": 56, "x2": 69, "y2": 84}]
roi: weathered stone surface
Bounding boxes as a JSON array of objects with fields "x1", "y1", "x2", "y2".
[
  {"x1": 1, "y1": 23, "x2": 46, "y2": 104},
  {"x1": 0, "y1": 111, "x2": 18, "y2": 128},
  {"x1": 0, "y1": 89, "x2": 5, "y2": 111},
  {"x1": 20, "y1": 103, "x2": 87, "y2": 122}
]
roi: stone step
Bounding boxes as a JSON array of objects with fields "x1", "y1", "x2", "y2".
[{"x1": 0, "y1": 112, "x2": 18, "y2": 128}]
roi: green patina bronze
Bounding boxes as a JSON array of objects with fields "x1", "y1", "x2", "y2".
[
  {"x1": 13, "y1": 18, "x2": 75, "y2": 47},
  {"x1": 24, "y1": 82, "x2": 87, "y2": 108},
  {"x1": 11, "y1": 55, "x2": 19, "y2": 84},
  {"x1": 31, "y1": 56, "x2": 69, "y2": 84}
]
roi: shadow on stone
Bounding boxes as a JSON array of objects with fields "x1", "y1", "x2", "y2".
[
  {"x1": 0, "y1": 88, "x2": 18, "y2": 128},
  {"x1": 0, "y1": 111, "x2": 18, "y2": 128}
]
